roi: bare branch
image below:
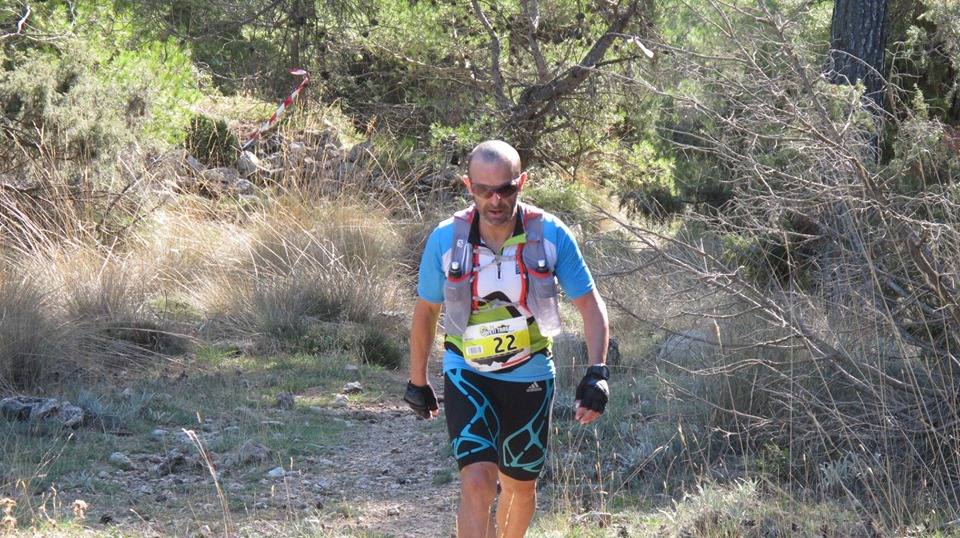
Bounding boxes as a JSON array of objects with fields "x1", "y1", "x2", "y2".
[
  {"x1": 0, "y1": 3, "x2": 31, "y2": 41},
  {"x1": 512, "y1": 0, "x2": 640, "y2": 123},
  {"x1": 519, "y1": 0, "x2": 549, "y2": 82},
  {"x1": 470, "y1": 0, "x2": 511, "y2": 111}
]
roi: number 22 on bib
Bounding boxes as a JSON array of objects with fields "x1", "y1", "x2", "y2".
[{"x1": 461, "y1": 317, "x2": 532, "y2": 372}]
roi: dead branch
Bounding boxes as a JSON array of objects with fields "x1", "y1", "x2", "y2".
[
  {"x1": 0, "y1": 3, "x2": 30, "y2": 41},
  {"x1": 470, "y1": 0, "x2": 511, "y2": 111},
  {"x1": 511, "y1": 0, "x2": 641, "y2": 125},
  {"x1": 519, "y1": 0, "x2": 549, "y2": 82}
]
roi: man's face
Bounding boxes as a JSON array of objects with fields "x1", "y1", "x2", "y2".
[{"x1": 463, "y1": 160, "x2": 527, "y2": 228}]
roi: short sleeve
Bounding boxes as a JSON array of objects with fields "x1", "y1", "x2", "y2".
[
  {"x1": 553, "y1": 220, "x2": 595, "y2": 300},
  {"x1": 417, "y1": 227, "x2": 445, "y2": 304}
]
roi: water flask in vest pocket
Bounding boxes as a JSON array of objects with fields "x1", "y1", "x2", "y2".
[
  {"x1": 527, "y1": 260, "x2": 562, "y2": 337},
  {"x1": 443, "y1": 261, "x2": 472, "y2": 336}
]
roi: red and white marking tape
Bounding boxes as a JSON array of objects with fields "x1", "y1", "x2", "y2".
[{"x1": 242, "y1": 68, "x2": 310, "y2": 150}]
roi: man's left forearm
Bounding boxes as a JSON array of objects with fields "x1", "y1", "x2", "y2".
[
  {"x1": 572, "y1": 289, "x2": 609, "y2": 366},
  {"x1": 571, "y1": 289, "x2": 610, "y2": 424}
]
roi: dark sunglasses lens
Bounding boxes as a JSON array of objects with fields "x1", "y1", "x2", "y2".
[
  {"x1": 472, "y1": 180, "x2": 518, "y2": 198},
  {"x1": 472, "y1": 185, "x2": 492, "y2": 198},
  {"x1": 495, "y1": 184, "x2": 518, "y2": 197}
]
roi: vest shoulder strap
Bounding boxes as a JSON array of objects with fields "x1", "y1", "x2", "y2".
[
  {"x1": 453, "y1": 206, "x2": 475, "y2": 223},
  {"x1": 521, "y1": 203, "x2": 544, "y2": 242},
  {"x1": 449, "y1": 206, "x2": 475, "y2": 275},
  {"x1": 520, "y1": 203, "x2": 553, "y2": 272},
  {"x1": 449, "y1": 204, "x2": 550, "y2": 272}
]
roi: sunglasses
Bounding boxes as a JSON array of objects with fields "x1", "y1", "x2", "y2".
[{"x1": 469, "y1": 177, "x2": 521, "y2": 199}]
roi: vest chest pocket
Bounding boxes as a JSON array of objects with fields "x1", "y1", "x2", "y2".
[
  {"x1": 525, "y1": 270, "x2": 562, "y2": 336},
  {"x1": 443, "y1": 274, "x2": 472, "y2": 336},
  {"x1": 528, "y1": 270, "x2": 558, "y2": 299}
]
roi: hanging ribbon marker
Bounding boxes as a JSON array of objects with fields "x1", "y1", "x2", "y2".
[{"x1": 242, "y1": 68, "x2": 310, "y2": 150}]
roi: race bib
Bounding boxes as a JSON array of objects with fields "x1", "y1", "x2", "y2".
[{"x1": 462, "y1": 317, "x2": 531, "y2": 365}]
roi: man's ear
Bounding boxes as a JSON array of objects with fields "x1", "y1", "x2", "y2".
[
  {"x1": 518, "y1": 172, "x2": 528, "y2": 190},
  {"x1": 461, "y1": 174, "x2": 472, "y2": 193}
]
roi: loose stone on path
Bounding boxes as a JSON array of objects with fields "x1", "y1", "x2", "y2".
[
  {"x1": 108, "y1": 452, "x2": 134, "y2": 470},
  {"x1": 342, "y1": 382, "x2": 363, "y2": 394}
]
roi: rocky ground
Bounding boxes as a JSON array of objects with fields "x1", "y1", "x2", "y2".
[
  {"x1": 87, "y1": 400, "x2": 458, "y2": 536},
  {"x1": 0, "y1": 331, "x2": 671, "y2": 537},
  {"x1": 0, "y1": 351, "x2": 467, "y2": 537},
  {"x1": 318, "y1": 403, "x2": 458, "y2": 537}
]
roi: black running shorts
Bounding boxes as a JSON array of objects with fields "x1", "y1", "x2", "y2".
[{"x1": 443, "y1": 368, "x2": 555, "y2": 481}]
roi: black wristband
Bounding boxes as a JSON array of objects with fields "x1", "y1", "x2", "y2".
[{"x1": 585, "y1": 364, "x2": 610, "y2": 381}]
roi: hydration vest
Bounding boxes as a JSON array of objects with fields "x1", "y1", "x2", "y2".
[{"x1": 442, "y1": 203, "x2": 563, "y2": 338}]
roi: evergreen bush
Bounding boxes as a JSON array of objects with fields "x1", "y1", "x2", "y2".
[{"x1": 184, "y1": 114, "x2": 239, "y2": 167}]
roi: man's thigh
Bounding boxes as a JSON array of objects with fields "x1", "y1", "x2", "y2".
[
  {"x1": 445, "y1": 368, "x2": 500, "y2": 469},
  {"x1": 444, "y1": 368, "x2": 555, "y2": 480},
  {"x1": 494, "y1": 377, "x2": 554, "y2": 481}
]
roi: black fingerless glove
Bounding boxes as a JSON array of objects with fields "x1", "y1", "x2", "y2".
[
  {"x1": 403, "y1": 381, "x2": 439, "y2": 419},
  {"x1": 575, "y1": 364, "x2": 610, "y2": 413}
]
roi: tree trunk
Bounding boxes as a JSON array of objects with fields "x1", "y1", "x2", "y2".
[{"x1": 827, "y1": 0, "x2": 889, "y2": 111}]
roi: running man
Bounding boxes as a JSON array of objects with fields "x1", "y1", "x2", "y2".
[{"x1": 404, "y1": 140, "x2": 610, "y2": 537}]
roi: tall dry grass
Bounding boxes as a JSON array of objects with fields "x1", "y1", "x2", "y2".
[
  {"x1": 0, "y1": 145, "x2": 183, "y2": 389},
  {"x1": 191, "y1": 197, "x2": 410, "y2": 349},
  {"x1": 0, "y1": 112, "x2": 431, "y2": 390},
  {"x1": 0, "y1": 274, "x2": 79, "y2": 392}
]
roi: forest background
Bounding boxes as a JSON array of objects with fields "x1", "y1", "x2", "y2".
[{"x1": 1, "y1": 0, "x2": 960, "y2": 535}]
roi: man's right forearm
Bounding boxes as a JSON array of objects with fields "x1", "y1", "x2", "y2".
[{"x1": 409, "y1": 299, "x2": 442, "y2": 386}]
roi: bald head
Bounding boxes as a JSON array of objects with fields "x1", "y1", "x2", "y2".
[{"x1": 467, "y1": 140, "x2": 522, "y2": 179}]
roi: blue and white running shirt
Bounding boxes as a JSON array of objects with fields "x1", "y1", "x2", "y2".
[{"x1": 417, "y1": 207, "x2": 595, "y2": 382}]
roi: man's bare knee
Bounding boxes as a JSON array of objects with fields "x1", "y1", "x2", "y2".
[
  {"x1": 460, "y1": 464, "x2": 498, "y2": 504},
  {"x1": 498, "y1": 474, "x2": 537, "y2": 496}
]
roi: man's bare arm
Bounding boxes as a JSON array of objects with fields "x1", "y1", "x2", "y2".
[
  {"x1": 571, "y1": 289, "x2": 609, "y2": 425},
  {"x1": 572, "y1": 289, "x2": 609, "y2": 367},
  {"x1": 409, "y1": 298, "x2": 442, "y2": 387}
]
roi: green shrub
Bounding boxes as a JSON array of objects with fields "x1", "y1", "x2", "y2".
[
  {"x1": 884, "y1": 115, "x2": 960, "y2": 196},
  {"x1": 612, "y1": 141, "x2": 685, "y2": 221},
  {"x1": 106, "y1": 37, "x2": 204, "y2": 144},
  {"x1": 523, "y1": 173, "x2": 600, "y2": 228},
  {"x1": 721, "y1": 214, "x2": 822, "y2": 287},
  {"x1": 0, "y1": 4, "x2": 202, "y2": 169},
  {"x1": 1, "y1": 38, "x2": 133, "y2": 164},
  {"x1": 184, "y1": 114, "x2": 239, "y2": 167},
  {"x1": 619, "y1": 181, "x2": 685, "y2": 222},
  {"x1": 355, "y1": 326, "x2": 404, "y2": 370}
]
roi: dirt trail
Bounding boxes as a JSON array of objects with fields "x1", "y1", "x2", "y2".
[
  {"x1": 321, "y1": 397, "x2": 458, "y2": 537},
  {"x1": 49, "y1": 373, "x2": 462, "y2": 537}
]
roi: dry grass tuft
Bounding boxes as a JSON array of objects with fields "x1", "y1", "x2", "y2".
[
  {"x1": 0, "y1": 273, "x2": 79, "y2": 392},
  {"x1": 195, "y1": 198, "x2": 409, "y2": 350}
]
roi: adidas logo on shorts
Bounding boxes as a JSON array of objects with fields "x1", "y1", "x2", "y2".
[{"x1": 526, "y1": 382, "x2": 542, "y2": 393}]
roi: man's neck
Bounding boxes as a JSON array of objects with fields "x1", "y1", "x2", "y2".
[{"x1": 478, "y1": 211, "x2": 517, "y2": 253}]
